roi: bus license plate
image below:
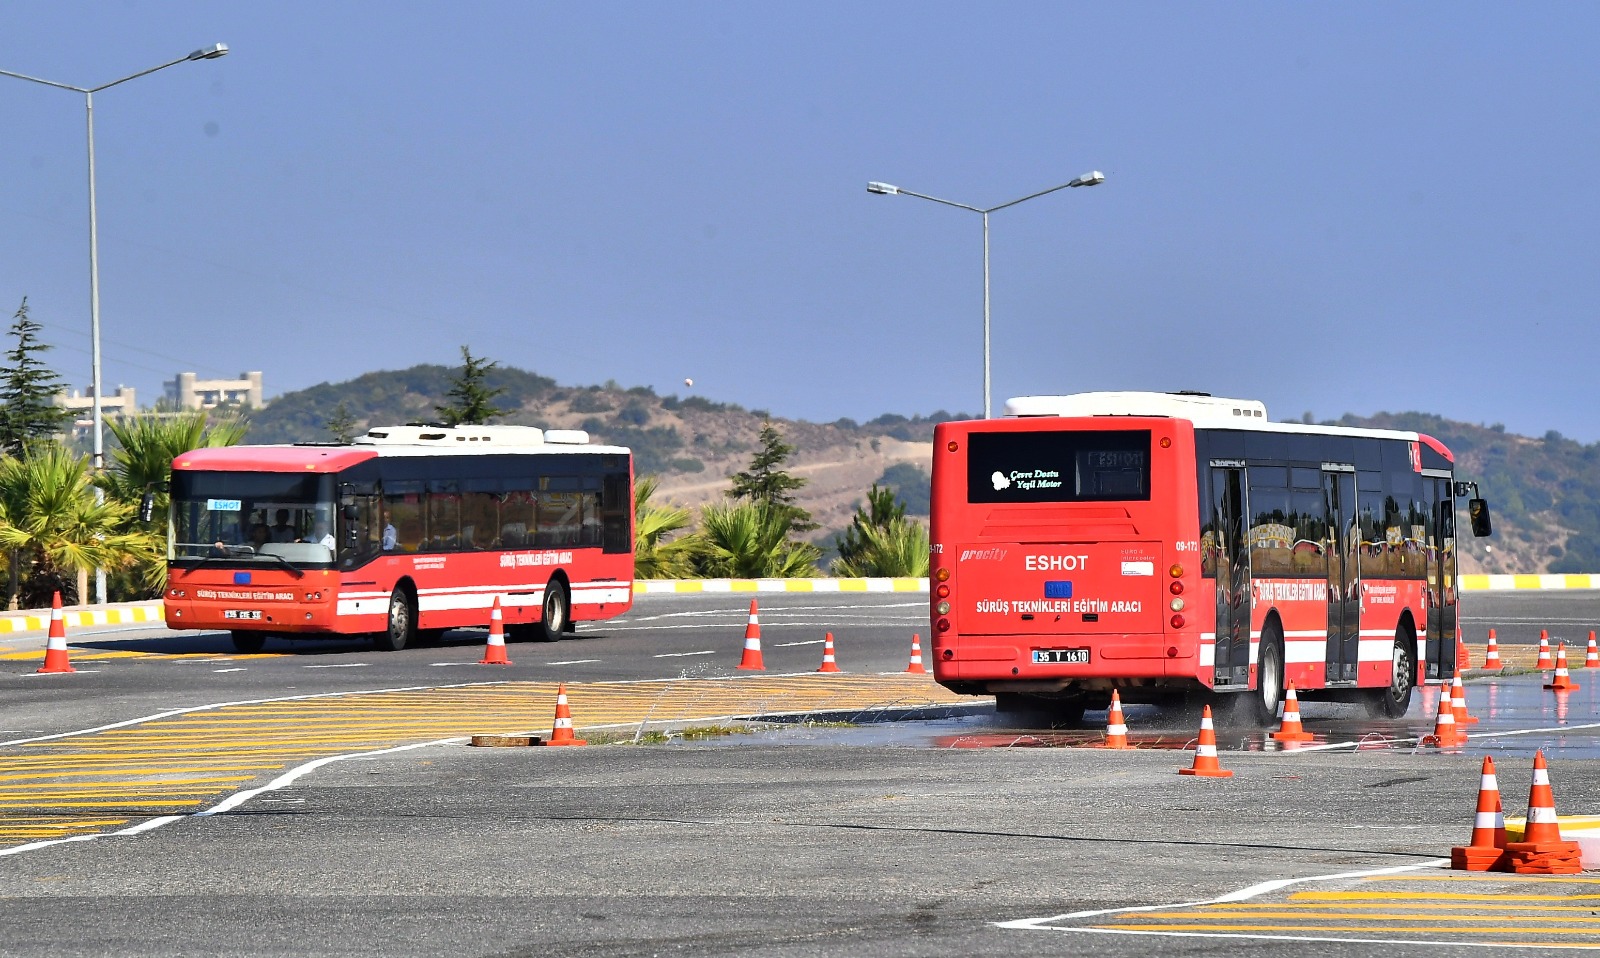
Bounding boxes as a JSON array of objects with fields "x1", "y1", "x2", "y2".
[
  {"x1": 1032, "y1": 648, "x2": 1089, "y2": 664},
  {"x1": 224, "y1": 610, "x2": 262, "y2": 620}
]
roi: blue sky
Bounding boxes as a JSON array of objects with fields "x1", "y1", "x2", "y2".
[{"x1": 2, "y1": 4, "x2": 1597, "y2": 439}]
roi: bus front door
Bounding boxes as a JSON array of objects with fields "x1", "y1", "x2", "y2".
[
  {"x1": 1424, "y1": 478, "x2": 1458, "y2": 680},
  {"x1": 1322, "y1": 469, "x2": 1360, "y2": 684},
  {"x1": 1210, "y1": 467, "x2": 1251, "y2": 690}
]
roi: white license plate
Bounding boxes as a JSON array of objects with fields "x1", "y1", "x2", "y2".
[
  {"x1": 224, "y1": 610, "x2": 262, "y2": 620},
  {"x1": 1032, "y1": 648, "x2": 1089, "y2": 664}
]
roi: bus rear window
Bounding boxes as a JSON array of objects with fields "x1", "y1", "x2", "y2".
[{"x1": 965, "y1": 430, "x2": 1150, "y2": 503}]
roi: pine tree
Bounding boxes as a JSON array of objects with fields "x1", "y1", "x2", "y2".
[
  {"x1": 326, "y1": 401, "x2": 358, "y2": 443},
  {"x1": 0, "y1": 298, "x2": 69, "y2": 457},
  {"x1": 834, "y1": 483, "x2": 905, "y2": 567},
  {"x1": 434, "y1": 346, "x2": 508, "y2": 426},
  {"x1": 727, "y1": 420, "x2": 816, "y2": 533}
]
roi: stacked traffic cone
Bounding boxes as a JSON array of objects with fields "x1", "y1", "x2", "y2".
[
  {"x1": 1178, "y1": 705, "x2": 1233, "y2": 777},
  {"x1": 816, "y1": 632, "x2": 842, "y2": 673},
  {"x1": 1103, "y1": 690, "x2": 1130, "y2": 749},
  {"x1": 36, "y1": 592, "x2": 74, "y2": 674},
  {"x1": 1586, "y1": 631, "x2": 1598, "y2": 669},
  {"x1": 1451, "y1": 675, "x2": 1478, "y2": 725},
  {"x1": 1503, "y1": 751, "x2": 1582, "y2": 874},
  {"x1": 1424, "y1": 687, "x2": 1463, "y2": 747},
  {"x1": 1450, "y1": 756, "x2": 1508, "y2": 872},
  {"x1": 1544, "y1": 642, "x2": 1580, "y2": 691},
  {"x1": 735, "y1": 600, "x2": 765, "y2": 671},
  {"x1": 1455, "y1": 627, "x2": 1471, "y2": 672},
  {"x1": 904, "y1": 633, "x2": 928, "y2": 674},
  {"x1": 1270, "y1": 683, "x2": 1314, "y2": 743},
  {"x1": 1483, "y1": 630, "x2": 1503, "y2": 671},
  {"x1": 538, "y1": 683, "x2": 587, "y2": 746},
  {"x1": 478, "y1": 595, "x2": 511, "y2": 665},
  {"x1": 1536, "y1": 631, "x2": 1553, "y2": 670}
]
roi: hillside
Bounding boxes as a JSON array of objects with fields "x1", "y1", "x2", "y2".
[
  {"x1": 243, "y1": 369, "x2": 1591, "y2": 572},
  {"x1": 245, "y1": 365, "x2": 956, "y2": 547}
]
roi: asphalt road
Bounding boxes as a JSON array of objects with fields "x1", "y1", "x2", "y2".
[{"x1": 1, "y1": 589, "x2": 1598, "y2": 956}]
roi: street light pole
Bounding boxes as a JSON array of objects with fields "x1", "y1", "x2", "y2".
[
  {"x1": 868, "y1": 171, "x2": 1105, "y2": 419},
  {"x1": 1, "y1": 43, "x2": 228, "y2": 604}
]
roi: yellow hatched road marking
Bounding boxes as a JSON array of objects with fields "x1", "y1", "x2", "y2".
[
  {"x1": 0, "y1": 673, "x2": 963, "y2": 849},
  {"x1": 1103, "y1": 921, "x2": 1600, "y2": 936},
  {"x1": 1292, "y1": 891, "x2": 1600, "y2": 902}
]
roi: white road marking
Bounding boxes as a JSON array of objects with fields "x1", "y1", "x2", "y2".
[
  {"x1": 212, "y1": 668, "x2": 246, "y2": 673},
  {"x1": 21, "y1": 670, "x2": 101, "y2": 676},
  {"x1": 652, "y1": 650, "x2": 717, "y2": 658},
  {"x1": 774, "y1": 640, "x2": 826, "y2": 647},
  {"x1": 546, "y1": 659, "x2": 602, "y2": 665},
  {"x1": 303, "y1": 663, "x2": 370, "y2": 669}
]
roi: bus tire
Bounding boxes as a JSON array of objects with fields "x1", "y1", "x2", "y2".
[
  {"x1": 1247, "y1": 625, "x2": 1286, "y2": 727},
  {"x1": 376, "y1": 587, "x2": 415, "y2": 652},
  {"x1": 230, "y1": 631, "x2": 266, "y2": 654},
  {"x1": 537, "y1": 579, "x2": 569, "y2": 643},
  {"x1": 1362, "y1": 635, "x2": 1415, "y2": 719}
]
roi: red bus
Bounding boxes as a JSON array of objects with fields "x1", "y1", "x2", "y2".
[
  {"x1": 163, "y1": 424, "x2": 634, "y2": 653},
  {"x1": 928, "y1": 392, "x2": 1490, "y2": 725}
]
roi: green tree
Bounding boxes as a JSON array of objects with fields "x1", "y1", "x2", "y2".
[
  {"x1": 694, "y1": 501, "x2": 821, "y2": 578},
  {"x1": 435, "y1": 346, "x2": 508, "y2": 426},
  {"x1": 101, "y1": 411, "x2": 249, "y2": 598},
  {"x1": 727, "y1": 420, "x2": 815, "y2": 534},
  {"x1": 832, "y1": 483, "x2": 928, "y2": 577},
  {"x1": 0, "y1": 444, "x2": 153, "y2": 607},
  {"x1": 0, "y1": 298, "x2": 69, "y2": 456},
  {"x1": 326, "y1": 401, "x2": 358, "y2": 443},
  {"x1": 633, "y1": 476, "x2": 703, "y2": 579}
]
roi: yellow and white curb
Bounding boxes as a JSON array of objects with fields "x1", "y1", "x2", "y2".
[
  {"x1": 0, "y1": 603, "x2": 164, "y2": 634},
  {"x1": 633, "y1": 577, "x2": 928, "y2": 594},
  {"x1": 1460, "y1": 574, "x2": 1600, "y2": 591}
]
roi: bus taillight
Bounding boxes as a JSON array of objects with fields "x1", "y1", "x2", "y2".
[
  {"x1": 937, "y1": 619, "x2": 950, "y2": 633},
  {"x1": 1170, "y1": 614, "x2": 1185, "y2": 629},
  {"x1": 936, "y1": 567, "x2": 950, "y2": 582},
  {"x1": 936, "y1": 583, "x2": 950, "y2": 598},
  {"x1": 1169, "y1": 564, "x2": 1183, "y2": 578},
  {"x1": 1168, "y1": 580, "x2": 1183, "y2": 595}
]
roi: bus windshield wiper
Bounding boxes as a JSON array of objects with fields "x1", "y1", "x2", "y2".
[{"x1": 190, "y1": 547, "x2": 305, "y2": 579}]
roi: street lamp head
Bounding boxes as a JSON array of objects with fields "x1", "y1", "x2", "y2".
[
  {"x1": 866, "y1": 181, "x2": 900, "y2": 196},
  {"x1": 1068, "y1": 171, "x2": 1106, "y2": 188},
  {"x1": 188, "y1": 43, "x2": 229, "y2": 61}
]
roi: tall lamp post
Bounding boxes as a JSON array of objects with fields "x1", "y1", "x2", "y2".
[
  {"x1": 1, "y1": 43, "x2": 228, "y2": 603},
  {"x1": 867, "y1": 172, "x2": 1104, "y2": 419}
]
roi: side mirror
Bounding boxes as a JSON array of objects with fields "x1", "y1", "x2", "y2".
[
  {"x1": 139, "y1": 491, "x2": 156, "y2": 523},
  {"x1": 342, "y1": 503, "x2": 360, "y2": 521},
  {"x1": 1468, "y1": 498, "x2": 1492, "y2": 538}
]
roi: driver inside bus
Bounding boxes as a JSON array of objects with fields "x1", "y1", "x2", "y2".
[{"x1": 305, "y1": 519, "x2": 336, "y2": 551}]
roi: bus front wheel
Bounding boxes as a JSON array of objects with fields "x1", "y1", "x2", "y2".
[
  {"x1": 537, "y1": 581, "x2": 569, "y2": 643},
  {"x1": 1363, "y1": 637, "x2": 1415, "y2": 719},
  {"x1": 376, "y1": 588, "x2": 415, "y2": 652}
]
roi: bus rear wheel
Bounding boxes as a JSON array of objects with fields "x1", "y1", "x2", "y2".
[
  {"x1": 230, "y1": 631, "x2": 266, "y2": 654},
  {"x1": 537, "y1": 581, "x2": 569, "y2": 643},
  {"x1": 1363, "y1": 637, "x2": 1415, "y2": 719},
  {"x1": 375, "y1": 588, "x2": 415, "y2": 652}
]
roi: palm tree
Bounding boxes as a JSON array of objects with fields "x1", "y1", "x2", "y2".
[
  {"x1": 830, "y1": 518, "x2": 929, "y2": 578},
  {"x1": 0, "y1": 444, "x2": 154, "y2": 607},
  {"x1": 101, "y1": 411, "x2": 248, "y2": 599},
  {"x1": 633, "y1": 476, "x2": 702, "y2": 579},
  {"x1": 695, "y1": 501, "x2": 821, "y2": 579}
]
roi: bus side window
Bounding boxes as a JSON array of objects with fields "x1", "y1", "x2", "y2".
[{"x1": 384, "y1": 482, "x2": 425, "y2": 553}]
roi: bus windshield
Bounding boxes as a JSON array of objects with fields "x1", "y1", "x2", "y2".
[{"x1": 170, "y1": 471, "x2": 336, "y2": 564}]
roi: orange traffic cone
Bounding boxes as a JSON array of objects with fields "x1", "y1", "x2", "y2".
[
  {"x1": 1544, "y1": 642, "x2": 1580, "y2": 691},
  {"x1": 1103, "y1": 690, "x2": 1130, "y2": 749},
  {"x1": 1586, "y1": 631, "x2": 1598, "y2": 669},
  {"x1": 1536, "y1": 631, "x2": 1553, "y2": 670},
  {"x1": 1424, "y1": 687, "x2": 1463, "y2": 747},
  {"x1": 735, "y1": 600, "x2": 765, "y2": 670},
  {"x1": 1451, "y1": 675, "x2": 1478, "y2": 725},
  {"x1": 1451, "y1": 756, "x2": 1508, "y2": 872},
  {"x1": 1483, "y1": 630, "x2": 1502, "y2": 671},
  {"x1": 816, "y1": 632, "x2": 842, "y2": 673},
  {"x1": 36, "y1": 592, "x2": 74, "y2": 675},
  {"x1": 904, "y1": 633, "x2": 928, "y2": 674},
  {"x1": 1504, "y1": 751, "x2": 1582, "y2": 874},
  {"x1": 1271, "y1": 683, "x2": 1314, "y2": 743},
  {"x1": 478, "y1": 595, "x2": 511, "y2": 665},
  {"x1": 539, "y1": 683, "x2": 587, "y2": 746},
  {"x1": 1178, "y1": 705, "x2": 1233, "y2": 777}
]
